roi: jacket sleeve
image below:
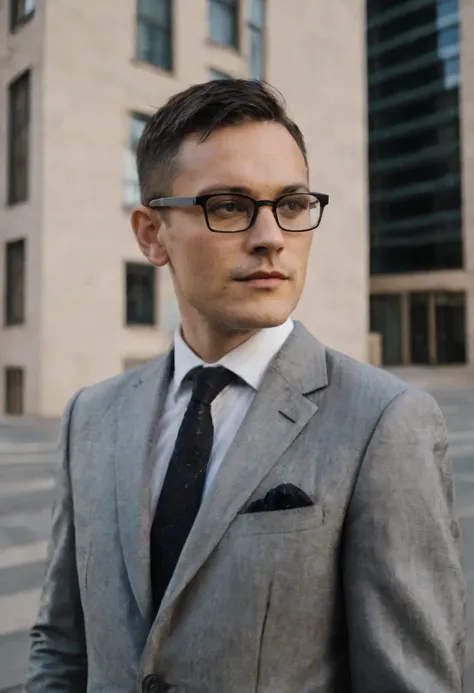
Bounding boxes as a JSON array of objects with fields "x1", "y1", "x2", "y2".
[
  {"x1": 343, "y1": 388, "x2": 466, "y2": 692},
  {"x1": 25, "y1": 390, "x2": 87, "y2": 693}
]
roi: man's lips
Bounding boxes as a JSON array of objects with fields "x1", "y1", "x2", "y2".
[
  {"x1": 235, "y1": 272, "x2": 289, "y2": 287},
  {"x1": 236, "y1": 272, "x2": 289, "y2": 281}
]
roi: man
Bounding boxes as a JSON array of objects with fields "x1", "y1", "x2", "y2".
[{"x1": 27, "y1": 79, "x2": 465, "y2": 693}]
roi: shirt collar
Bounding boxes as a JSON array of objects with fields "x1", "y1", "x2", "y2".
[{"x1": 172, "y1": 319, "x2": 294, "y2": 394}]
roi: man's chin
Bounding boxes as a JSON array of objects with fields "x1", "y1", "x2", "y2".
[{"x1": 225, "y1": 309, "x2": 292, "y2": 331}]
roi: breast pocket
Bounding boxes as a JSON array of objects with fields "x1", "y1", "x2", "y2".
[{"x1": 229, "y1": 504, "x2": 324, "y2": 537}]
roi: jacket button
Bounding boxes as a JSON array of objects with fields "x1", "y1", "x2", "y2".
[{"x1": 143, "y1": 674, "x2": 167, "y2": 693}]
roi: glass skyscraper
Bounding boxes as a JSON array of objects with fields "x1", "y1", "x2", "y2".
[
  {"x1": 368, "y1": 0, "x2": 467, "y2": 365},
  {"x1": 368, "y1": 0, "x2": 462, "y2": 274}
]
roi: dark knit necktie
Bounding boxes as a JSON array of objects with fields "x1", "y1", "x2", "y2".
[{"x1": 150, "y1": 365, "x2": 235, "y2": 616}]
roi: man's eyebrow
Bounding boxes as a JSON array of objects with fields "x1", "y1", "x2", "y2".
[
  {"x1": 197, "y1": 185, "x2": 252, "y2": 195},
  {"x1": 196, "y1": 183, "x2": 310, "y2": 196},
  {"x1": 278, "y1": 183, "x2": 310, "y2": 195}
]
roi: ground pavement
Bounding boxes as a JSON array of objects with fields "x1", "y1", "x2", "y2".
[{"x1": 0, "y1": 368, "x2": 473, "y2": 691}]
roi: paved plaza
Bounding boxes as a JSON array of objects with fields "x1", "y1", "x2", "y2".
[{"x1": 0, "y1": 369, "x2": 473, "y2": 690}]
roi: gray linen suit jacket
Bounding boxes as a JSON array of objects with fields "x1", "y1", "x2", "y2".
[{"x1": 26, "y1": 322, "x2": 465, "y2": 693}]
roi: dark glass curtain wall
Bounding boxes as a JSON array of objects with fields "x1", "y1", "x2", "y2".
[{"x1": 367, "y1": 0, "x2": 463, "y2": 274}]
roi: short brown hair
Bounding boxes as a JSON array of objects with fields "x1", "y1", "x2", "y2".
[{"x1": 136, "y1": 79, "x2": 307, "y2": 204}]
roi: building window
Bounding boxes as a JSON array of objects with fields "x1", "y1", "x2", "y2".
[
  {"x1": 209, "y1": 68, "x2": 232, "y2": 80},
  {"x1": 209, "y1": 0, "x2": 238, "y2": 49},
  {"x1": 8, "y1": 71, "x2": 31, "y2": 205},
  {"x1": 367, "y1": 0, "x2": 462, "y2": 275},
  {"x1": 126, "y1": 262, "x2": 156, "y2": 326},
  {"x1": 125, "y1": 113, "x2": 148, "y2": 207},
  {"x1": 10, "y1": 0, "x2": 35, "y2": 32},
  {"x1": 437, "y1": 0, "x2": 458, "y2": 20},
  {"x1": 5, "y1": 239, "x2": 25, "y2": 326},
  {"x1": 136, "y1": 0, "x2": 172, "y2": 71},
  {"x1": 438, "y1": 24, "x2": 459, "y2": 50},
  {"x1": 5, "y1": 367, "x2": 24, "y2": 415},
  {"x1": 248, "y1": 0, "x2": 264, "y2": 79},
  {"x1": 444, "y1": 56, "x2": 460, "y2": 89}
]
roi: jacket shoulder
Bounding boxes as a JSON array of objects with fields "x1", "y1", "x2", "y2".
[
  {"x1": 65, "y1": 353, "x2": 169, "y2": 423},
  {"x1": 325, "y1": 345, "x2": 418, "y2": 410},
  {"x1": 320, "y1": 346, "x2": 444, "y2": 439}
]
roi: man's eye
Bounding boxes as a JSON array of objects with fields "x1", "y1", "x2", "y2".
[
  {"x1": 220, "y1": 202, "x2": 238, "y2": 212},
  {"x1": 280, "y1": 197, "x2": 307, "y2": 212},
  {"x1": 209, "y1": 200, "x2": 246, "y2": 215}
]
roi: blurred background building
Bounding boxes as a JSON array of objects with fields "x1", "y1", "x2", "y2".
[
  {"x1": 0, "y1": 0, "x2": 367, "y2": 418},
  {"x1": 368, "y1": 0, "x2": 474, "y2": 368}
]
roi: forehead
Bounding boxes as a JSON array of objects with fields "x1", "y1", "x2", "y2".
[{"x1": 172, "y1": 121, "x2": 308, "y2": 195}]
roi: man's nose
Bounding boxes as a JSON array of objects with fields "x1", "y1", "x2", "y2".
[{"x1": 245, "y1": 205, "x2": 285, "y2": 254}]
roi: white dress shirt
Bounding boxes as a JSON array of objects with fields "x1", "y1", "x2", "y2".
[{"x1": 151, "y1": 319, "x2": 294, "y2": 513}]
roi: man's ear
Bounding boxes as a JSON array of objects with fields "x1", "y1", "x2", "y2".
[{"x1": 131, "y1": 206, "x2": 169, "y2": 267}]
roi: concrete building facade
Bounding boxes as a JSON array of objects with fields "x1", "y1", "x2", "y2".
[{"x1": 0, "y1": 0, "x2": 368, "y2": 418}]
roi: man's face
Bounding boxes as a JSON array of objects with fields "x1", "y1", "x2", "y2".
[{"x1": 142, "y1": 121, "x2": 313, "y2": 334}]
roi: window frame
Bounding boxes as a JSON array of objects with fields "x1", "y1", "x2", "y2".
[
  {"x1": 248, "y1": 0, "x2": 265, "y2": 79},
  {"x1": 208, "y1": 68, "x2": 233, "y2": 80},
  {"x1": 8, "y1": 70, "x2": 31, "y2": 205},
  {"x1": 124, "y1": 112, "x2": 149, "y2": 208},
  {"x1": 4, "y1": 366, "x2": 24, "y2": 415},
  {"x1": 10, "y1": 0, "x2": 35, "y2": 33},
  {"x1": 125, "y1": 261, "x2": 157, "y2": 327},
  {"x1": 4, "y1": 239, "x2": 26, "y2": 327},
  {"x1": 136, "y1": 0, "x2": 173, "y2": 72},
  {"x1": 208, "y1": 0, "x2": 240, "y2": 50}
]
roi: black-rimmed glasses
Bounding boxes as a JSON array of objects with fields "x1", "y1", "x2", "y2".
[{"x1": 148, "y1": 192, "x2": 329, "y2": 233}]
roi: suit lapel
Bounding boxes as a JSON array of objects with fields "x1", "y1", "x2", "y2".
[
  {"x1": 114, "y1": 351, "x2": 173, "y2": 621},
  {"x1": 156, "y1": 322, "x2": 328, "y2": 624}
]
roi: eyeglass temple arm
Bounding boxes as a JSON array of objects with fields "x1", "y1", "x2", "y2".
[
  {"x1": 148, "y1": 197, "x2": 197, "y2": 208},
  {"x1": 149, "y1": 193, "x2": 329, "y2": 208}
]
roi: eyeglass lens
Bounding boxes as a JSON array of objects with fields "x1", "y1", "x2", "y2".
[{"x1": 204, "y1": 193, "x2": 321, "y2": 232}]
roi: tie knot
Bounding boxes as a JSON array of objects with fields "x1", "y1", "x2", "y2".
[{"x1": 191, "y1": 366, "x2": 235, "y2": 406}]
